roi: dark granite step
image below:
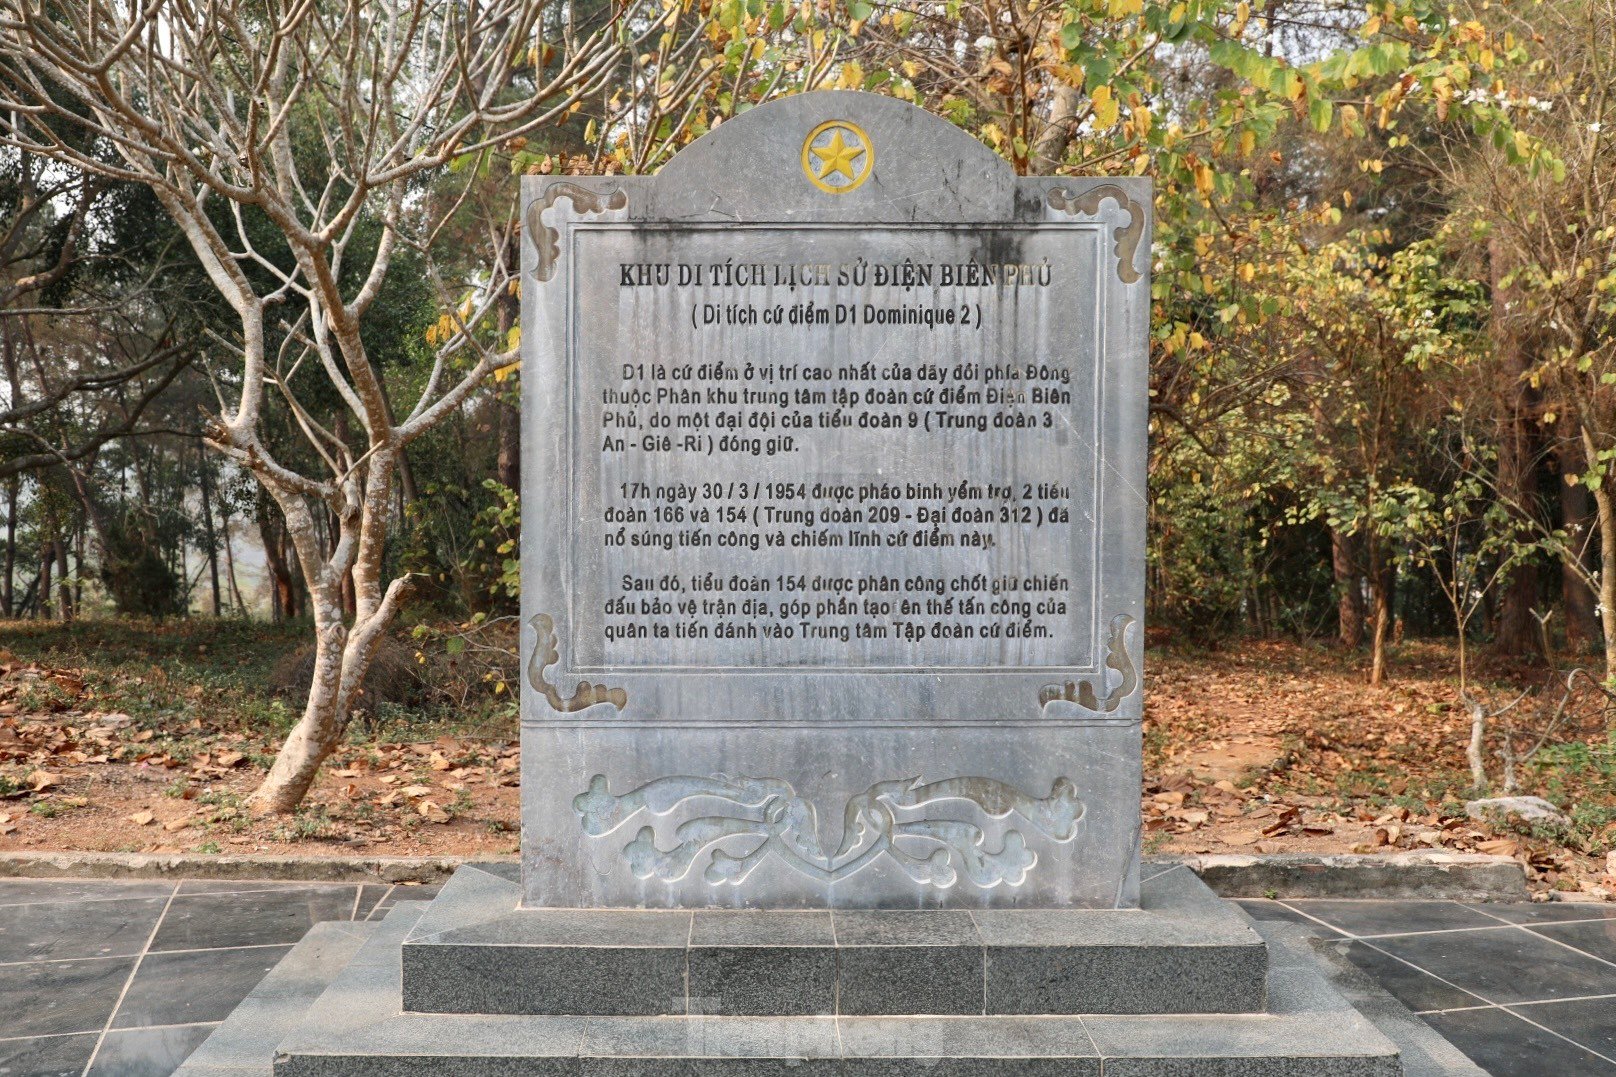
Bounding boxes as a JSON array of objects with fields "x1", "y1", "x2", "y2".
[
  {"x1": 398, "y1": 862, "x2": 1269, "y2": 1017},
  {"x1": 257, "y1": 902, "x2": 1402, "y2": 1076}
]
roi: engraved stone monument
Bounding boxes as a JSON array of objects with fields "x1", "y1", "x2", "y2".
[
  {"x1": 182, "y1": 92, "x2": 1483, "y2": 1076},
  {"x1": 520, "y1": 91, "x2": 1149, "y2": 911}
]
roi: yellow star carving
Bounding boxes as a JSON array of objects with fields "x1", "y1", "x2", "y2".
[{"x1": 811, "y1": 129, "x2": 864, "y2": 183}]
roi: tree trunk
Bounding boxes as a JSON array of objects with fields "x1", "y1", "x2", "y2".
[
  {"x1": 73, "y1": 526, "x2": 84, "y2": 613},
  {"x1": 1491, "y1": 237, "x2": 1545, "y2": 660},
  {"x1": 1561, "y1": 478, "x2": 1600, "y2": 653},
  {"x1": 495, "y1": 235, "x2": 521, "y2": 496},
  {"x1": 197, "y1": 447, "x2": 223, "y2": 616},
  {"x1": 250, "y1": 583, "x2": 349, "y2": 811},
  {"x1": 221, "y1": 506, "x2": 246, "y2": 615},
  {"x1": 54, "y1": 536, "x2": 71, "y2": 621},
  {"x1": 1368, "y1": 539, "x2": 1393, "y2": 686},
  {"x1": 1590, "y1": 459, "x2": 1616, "y2": 681},
  {"x1": 2, "y1": 478, "x2": 15, "y2": 617},
  {"x1": 37, "y1": 541, "x2": 51, "y2": 621},
  {"x1": 247, "y1": 454, "x2": 407, "y2": 813},
  {"x1": 258, "y1": 507, "x2": 299, "y2": 621},
  {"x1": 1332, "y1": 528, "x2": 1365, "y2": 648}
]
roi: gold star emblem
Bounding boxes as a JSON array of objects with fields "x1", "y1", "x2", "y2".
[
  {"x1": 802, "y1": 121, "x2": 874, "y2": 194},
  {"x1": 811, "y1": 130, "x2": 863, "y2": 183}
]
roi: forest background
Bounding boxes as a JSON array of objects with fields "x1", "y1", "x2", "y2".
[{"x1": 0, "y1": 0, "x2": 1613, "y2": 896}]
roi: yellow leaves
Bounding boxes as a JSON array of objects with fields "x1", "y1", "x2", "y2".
[
  {"x1": 1132, "y1": 102, "x2": 1152, "y2": 138},
  {"x1": 1192, "y1": 160, "x2": 1215, "y2": 196},
  {"x1": 834, "y1": 60, "x2": 864, "y2": 90},
  {"x1": 1232, "y1": 1, "x2": 1251, "y2": 37},
  {"x1": 1163, "y1": 323, "x2": 1188, "y2": 355},
  {"x1": 1238, "y1": 128, "x2": 1256, "y2": 157},
  {"x1": 1238, "y1": 262, "x2": 1255, "y2": 283},
  {"x1": 1108, "y1": 0, "x2": 1142, "y2": 15},
  {"x1": 504, "y1": 326, "x2": 521, "y2": 353},
  {"x1": 901, "y1": 60, "x2": 920, "y2": 78},
  {"x1": 1359, "y1": 158, "x2": 1384, "y2": 174},
  {"x1": 424, "y1": 313, "x2": 456, "y2": 347},
  {"x1": 1361, "y1": 14, "x2": 1382, "y2": 37},
  {"x1": 1091, "y1": 84, "x2": 1118, "y2": 128},
  {"x1": 1193, "y1": 234, "x2": 1213, "y2": 257}
]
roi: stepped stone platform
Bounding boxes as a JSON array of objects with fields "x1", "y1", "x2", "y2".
[
  {"x1": 400, "y1": 862, "x2": 1269, "y2": 1017},
  {"x1": 175, "y1": 863, "x2": 1489, "y2": 1076}
]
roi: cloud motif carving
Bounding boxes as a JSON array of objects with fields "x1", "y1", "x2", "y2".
[{"x1": 573, "y1": 773, "x2": 1084, "y2": 889}]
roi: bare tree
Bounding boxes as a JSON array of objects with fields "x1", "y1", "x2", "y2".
[{"x1": 0, "y1": 0, "x2": 679, "y2": 810}]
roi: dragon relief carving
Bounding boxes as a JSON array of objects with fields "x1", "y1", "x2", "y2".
[
  {"x1": 574, "y1": 773, "x2": 1083, "y2": 888},
  {"x1": 526, "y1": 613, "x2": 626, "y2": 714},
  {"x1": 1046, "y1": 183, "x2": 1146, "y2": 285},
  {"x1": 526, "y1": 181, "x2": 628, "y2": 282},
  {"x1": 1040, "y1": 614, "x2": 1138, "y2": 714}
]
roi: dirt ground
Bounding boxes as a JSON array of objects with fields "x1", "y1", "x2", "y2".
[{"x1": 1, "y1": 626, "x2": 1612, "y2": 899}]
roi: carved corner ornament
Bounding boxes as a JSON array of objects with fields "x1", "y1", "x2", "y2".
[
  {"x1": 526, "y1": 613, "x2": 627, "y2": 714},
  {"x1": 526, "y1": 181, "x2": 628, "y2": 282},
  {"x1": 1046, "y1": 184, "x2": 1146, "y2": 285},
  {"x1": 1040, "y1": 614, "x2": 1139, "y2": 714},
  {"x1": 574, "y1": 773, "x2": 1084, "y2": 889}
]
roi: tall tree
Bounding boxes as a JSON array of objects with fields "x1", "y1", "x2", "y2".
[{"x1": 0, "y1": 0, "x2": 685, "y2": 809}]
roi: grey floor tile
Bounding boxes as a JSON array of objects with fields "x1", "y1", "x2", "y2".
[
  {"x1": 0, "y1": 956, "x2": 136, "y2": 1037},
  {"x1": 1235, "y1": 900, "x2": 1346, "y2": 936},
  {"x1": 150, "y1": 888, "x2": 355, "y2": 951},
  {"x1": 1376, "y1": 927, "x2": 1616, "y2": 1004},
  {"x1": 0, "y1": 896, "x2": 167, "y2": 962},
  {"x1": 0, "y1": 1031, "x2": 98, "y2": 1076},
  {"x1": 1508, "y1": 996, "x2": 1616, "y2": 1060},
  {"x1": 175, "y1": 880, "x2": 356, "y2": 899},
  {"x1": 1283, "y1": 900, "x2": 1501, "y2": 937},
  {"x1": 1329, "y1": 940, "x2": 1489, "y2": 1013},
  {"x1": 1421, "y1": 1006, "x2": 1616, "y2": 1076},
  {"x1": 88, "y1": 1022, "x2": 218, "y2": 1076},
  {"x1": 1530, "y1": 919, "x2": 1616, "y2": 965},
  {"x1": 0, "y1": 880, "x2": 175, "y2": 906},
  {"x1": 112, "y1": 945, "x2": 291, "y2": 1029},
  {"x1": 356, "y1": 885, "x2": 392, "y2": 920},
  {"x1": 1464, "y1": 902, "x2": 1616, "y2": 925}
]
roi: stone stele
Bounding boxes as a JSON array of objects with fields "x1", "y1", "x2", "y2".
[
  {"x1": 183, "y1": 92, "x2": 1479, "y2": 1077},
  {"x1": 519, "y1": 89, "x2": 1151, "y2": 911}
]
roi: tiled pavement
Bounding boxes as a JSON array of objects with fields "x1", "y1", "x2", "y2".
[
  {"x1": 1239, "y1": 896, "x2": 1616, "y2": 1076},
  {"x1": 0, "y1": 878, "x2": 439, "y2": 1076},
  {"x1": 0, "y1": 881, "x2": 1612, "y2": 1075}
]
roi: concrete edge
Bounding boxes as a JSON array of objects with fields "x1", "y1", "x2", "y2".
[
  {"x1": 0, "y1": 851, "x2": 494, "y2": 884},
  {"x1": 1177, "y1": 851, "x2": 1531, "y2": 902},
  {"x1": 0, "y1": 850, "x2": 1534, "y2": 901}
]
